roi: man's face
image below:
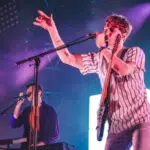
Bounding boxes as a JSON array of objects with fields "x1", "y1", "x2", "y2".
[
  {"x1": 104, "y1": 21, "x2": 121, "y2": 47},
  {"x1": 104, "y1": 21, "x2": 114, "y2": 37},
  {"x1": 26, "y1": 85, "x2": 42, "y2": 102}
]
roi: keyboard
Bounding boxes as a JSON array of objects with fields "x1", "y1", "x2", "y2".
[{"x1": 4, "y1": 142, "x2": 75, "y2": 150}]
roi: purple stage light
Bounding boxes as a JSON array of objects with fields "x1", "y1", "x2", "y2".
[
  {"x1": 122, "y1": 3, "x2": 150, "y2": 34},
  {"x1": 87, "y1": 3, "x2": 150, "y2": 36},
  {"x1": 15, "y1": 50, "x2": 57, "y2": 86}
]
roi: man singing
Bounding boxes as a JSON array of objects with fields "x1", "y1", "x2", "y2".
[
  {"x1": 10, "y1": 83, "x2": 59, "y2": 150},
  {"x1": 33, "y1": 10, "x2": 150, "y2": 150}
]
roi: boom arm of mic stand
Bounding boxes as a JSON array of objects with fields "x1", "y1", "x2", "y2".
[
  {"x1": 0, "y1": 100, "x2": 18, "y2": 116},
  {"x1": 0, "y1": 95, "x2": 28, "y2": 116},
  {"x1": 16, "y1": 35, "x2": 95, "y2": 66}
]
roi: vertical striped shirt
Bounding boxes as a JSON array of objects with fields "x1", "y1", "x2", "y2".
[{"x1": 80, "y1": 47, "x2": 150, "y2": 133}]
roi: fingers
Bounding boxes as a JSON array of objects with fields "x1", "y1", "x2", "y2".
[
  {"x1": 37, "y1": 10, "x2": 49, "y2": 19},
  {"x1": 35, "y1": 16, "x2": 42, "y2": 22},
  {"x1": 37, "y1": 10, "x2": 54, "y2": 21},
  {"x1": 17, "y1": 92, "x2": 24, "y2": 104},
  {"x1": 35, "y1": 13, "x2": 50, "y2": 24},
  {"x1": 50, "y1": 14, "x2": 53, "y2": 19},
  {"x1": 96, "y1": 32, "x2": 106, "y2": 49},
  {"x1": 19, "y1": 92, "x2": 24, "y2": 97},
  {"x1": 17, "y1": 98, "x2": 24, "y2": 105},
  {"x1": 33, "y1": 21, "x2": 48, "y2": 30},
  {"x1": 33, "y1": 16, "x2": 46, "y2": 27},
  {"x1": 33, "y1": 22, "x2": 42, "y2": 27},
  {"x1": 33, "y1": 10, "x2": 54, "y2": 29},
  {"x1": 33, "y1": 22, "x2": 41, "y2": 27},
  {"x1": 18, "y1": 99, "x2": 24, "y2": 103},
  {"x1": 114, "y1": 28, "x2": 122, "y2": 36}
]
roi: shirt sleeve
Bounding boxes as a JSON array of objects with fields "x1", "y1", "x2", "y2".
[
  {"x1": 80, "y1": 52, "x2": 101, "y2": 75},
  {"x1": 126, "y1": 47, "x2": 145, "y2": 71},
  {"x1": 10, "y1": 109, "x2": 26, "y2": 128},
  {"x1": 41, "y1": 107, "x2": 60, "y2": 144}
]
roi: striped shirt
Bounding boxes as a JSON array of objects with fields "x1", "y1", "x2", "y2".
[{"x1": 80, "y1": 47, "x2": 150, "y2": 133}]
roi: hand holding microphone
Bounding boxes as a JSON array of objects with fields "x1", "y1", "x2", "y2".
[
  {"x1": 85, "y1": 32, "x2": 107, "y2": 49},
  {"x1": 16, "y1": 92, "x2": 31, "y2": 106},
  {"x1": 95, "y1": 32, "x2": 107, "y2": 49},
  {"x1": 16, "y1": 92, "x2": 25, "y2": 106},
  {"x1": 14, "y1": 92, "x2": 29, "y2": 119}
]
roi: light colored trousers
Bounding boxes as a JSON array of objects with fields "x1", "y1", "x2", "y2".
[{"x1": 105, "y1": 121, "x2": 150, "y2": 150}]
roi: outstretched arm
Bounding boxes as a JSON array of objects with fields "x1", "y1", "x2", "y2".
[{"x1": 33, "y1": 10, "x2": 83, "y2": 69}]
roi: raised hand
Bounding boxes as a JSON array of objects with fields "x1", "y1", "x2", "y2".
[
  {"x1": 33, "y1": 10, "x2": 56, "y2": 31},
  {"x1": 96, "y1": 32, "x2": 106, "y2": 49},
  {"x1": 16, "y1": 92, "x2": 25, "y2": 106}
]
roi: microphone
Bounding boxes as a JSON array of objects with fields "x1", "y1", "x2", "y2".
[
  {"x1": 86, "y1": 32, "x2": 101, "y2": 39},
  {"x1": 104, "y1": 35, "x2": 108, "y2": 47},
  {"x1": 18, "y1": 93, "x2": 31, "y2": 99}
]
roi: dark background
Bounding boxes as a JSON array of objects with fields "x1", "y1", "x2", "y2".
[{"x1": 0, "y1": 0, "x2": 150, "y2": 149}]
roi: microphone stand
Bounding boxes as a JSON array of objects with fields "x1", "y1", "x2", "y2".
[
  {"x1": 0, "y1": 95, "x2": 28, "y2": 116},
  {"x1": 0, "y1": 101, "x2": 18, "y2": 116},
  {"x1": 15, "y1": 34, "x2": 95, "y2": 150}
]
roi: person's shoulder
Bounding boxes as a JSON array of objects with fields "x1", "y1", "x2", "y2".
[
  {"x1": 127, "y1": 46, "x2": 145, "y2": 54},
  {"x1": 43, "y1": 102, "x2": 56, "y2": 112},
  {"x1": 128, "y1": 46, "x2": 144, "y2": 51}
]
